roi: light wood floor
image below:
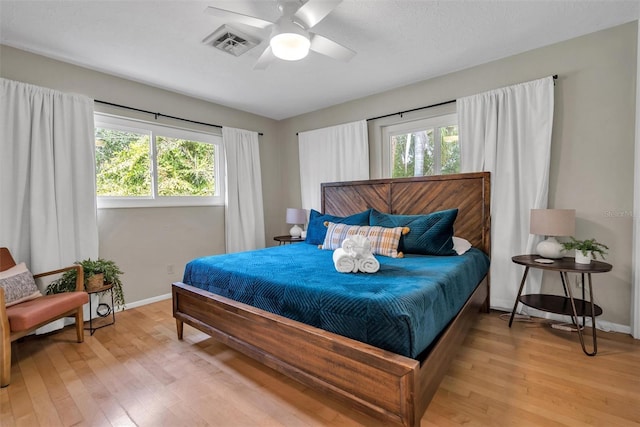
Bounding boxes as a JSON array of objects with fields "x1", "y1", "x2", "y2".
[{"x1": 2, "y1": 299, "x2": 639, "y2": 426}]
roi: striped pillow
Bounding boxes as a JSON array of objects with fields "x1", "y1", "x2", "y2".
[{"x1": 321, "y1": 222, "x2": 409, "y2": 258}]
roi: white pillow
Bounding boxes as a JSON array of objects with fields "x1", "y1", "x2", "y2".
[
  {"x1": 0, "y1": 262, "x2": 42, "y2": 307},
  {"x1": 453, "y1": 237, "x2": 472, "y2": 255}
]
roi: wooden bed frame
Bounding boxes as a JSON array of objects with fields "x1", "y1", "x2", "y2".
[{"x1": 172, "y1": 172, "x2": 491, "y2": 426}]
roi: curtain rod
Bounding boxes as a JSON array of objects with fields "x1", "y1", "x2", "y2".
[
  {"x1": 366, "y1": 75, "x2": 558, "y2": 123},
  {"x1": 94, "y1": 100, "x2": 264, "y2": 136},
  {"x1": 366, "y1": 99, "x2": 456, "y2": 122}
]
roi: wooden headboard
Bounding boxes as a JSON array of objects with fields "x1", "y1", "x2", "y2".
[{"x1": 321, "y1": 172, "x2": 491, "y2": 255}]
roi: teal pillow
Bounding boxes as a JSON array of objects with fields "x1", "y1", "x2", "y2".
[
  {"x1": 369, "y1": 208, "x2": 458, "y2": 255},
  {"x1": 305, "y1": 209, "x2": 371, "y2": 245}
]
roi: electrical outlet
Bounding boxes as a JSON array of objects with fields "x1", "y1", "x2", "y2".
[{"x1": 167, "y1": 264, "x2": 175, "y2": 275}]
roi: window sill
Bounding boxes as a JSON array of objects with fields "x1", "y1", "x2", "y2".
[{"x1": 97, "y1": 197, "x2": 224, "y2": 209}]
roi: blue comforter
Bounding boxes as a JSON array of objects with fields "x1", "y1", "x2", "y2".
[{"x1": 183, "y1": 243, "x2": 490, "y2": 359}]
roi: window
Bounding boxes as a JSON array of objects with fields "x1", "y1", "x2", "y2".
[
  {"x1": 95, "y1": 114, "x2": 224, "y2": 208},
  {"x1": 382, "y1": 113, "x2": 459, "y2": 178}
]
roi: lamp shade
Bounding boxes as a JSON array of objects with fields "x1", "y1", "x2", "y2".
[
  {"x1": 286, "y1": 208, "x2": 307, "y2": 225},
  {"x1": 530, "y1": 209, "x2": 575, "y2": 237}
]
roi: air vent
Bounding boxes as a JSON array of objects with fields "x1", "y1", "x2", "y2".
[{"x1": 202, "y1": 25, "x2": 260, "y2": 57}]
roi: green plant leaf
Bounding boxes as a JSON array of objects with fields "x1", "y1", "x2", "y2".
[{"x1": 45, "y1": 258, "x2": 125, "y2": 308}]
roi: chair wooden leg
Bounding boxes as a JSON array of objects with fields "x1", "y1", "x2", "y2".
[
  {"x1": 0, "y1": 291, "x2": 10, "y2": 387},
  {"x1": 1, "y1": 329, "x2": 10, "y2": 387},
  {"x1": 75, "y1": 308, "x2": 84, "y2": 343}
]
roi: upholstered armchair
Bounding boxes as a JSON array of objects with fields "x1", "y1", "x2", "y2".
[{"x1": 0, "y1": 247, "x2": 88, "y2": 387}]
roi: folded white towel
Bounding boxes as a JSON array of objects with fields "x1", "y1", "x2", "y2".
[
  {"x1": 333, "y1": 248, "x2": 358, "y2": 273},
  {"x1": 342, "y1": 235, "x2": 372, "y2": 258},
  {"x1": 357, "y1": 254, "x2": 380, "y2": 273}
]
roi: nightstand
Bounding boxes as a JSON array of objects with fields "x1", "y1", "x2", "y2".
[
  {"x1": 509, "y1": 255, "x2": 612, "y2": 356},
  {"x1": 273, "y1": 235, "x2": 305, "y2": 245}
]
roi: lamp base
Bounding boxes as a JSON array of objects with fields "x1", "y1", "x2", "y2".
[
  {"x1": 289, "y1": 224, "x2": 302, "y2": 238},
  {"x1": 536, "y1": 237, "x2": 564, "y2": 259}
]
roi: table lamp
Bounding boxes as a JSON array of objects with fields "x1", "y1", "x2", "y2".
[
  {"x1": 530, "y1": 209, "x2": 576, "y2": 259},
  {"x1": 286, "y1": 208, "x2": 307, "y2": 238}
]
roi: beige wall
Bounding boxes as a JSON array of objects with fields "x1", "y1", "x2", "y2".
[
  {"x1": 1, "y1": 21, "x2": 637, "y2": 327},
  {"x1": 0, "y1": 44, "x2": 283, "y2": 305},
  {"x1": 280, "y1": 22, "x2": 637, "y2": 327}
]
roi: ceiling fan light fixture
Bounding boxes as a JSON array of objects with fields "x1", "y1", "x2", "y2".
[{"x1": 270, "y1": 21, "x2": 310, "y2": 61}]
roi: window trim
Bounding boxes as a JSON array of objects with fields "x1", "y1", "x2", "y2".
[
  {"x1": 381, "y1": 113, "x2": 458, "y2": 178},
  {"x1": 95, "y1": 113, "x2": 225, "y2": 209}
]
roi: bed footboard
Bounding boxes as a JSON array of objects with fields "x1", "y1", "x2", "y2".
[
  {"x1": 172, "y1": 276, "x2": 488, "y2": 426},
  {"x1": 173, "y1": 281, "x2": 420, "y2": 426}
]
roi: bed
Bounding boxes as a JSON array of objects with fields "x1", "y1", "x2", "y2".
[{"x1": 172, "y1": 172, "x2": 491, "y2": 426}]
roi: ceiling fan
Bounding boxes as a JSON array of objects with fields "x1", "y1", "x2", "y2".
[{"x1": 204, "y1": 0, "x2": 356, "y2": 69}]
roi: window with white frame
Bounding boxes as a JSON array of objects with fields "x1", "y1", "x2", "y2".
[
  {"x1": 95, "y1": 114, "x2": 224, "y2": 208},
  {"x1": 382, "y1": 113, "x2": 459, "y2": 178}
]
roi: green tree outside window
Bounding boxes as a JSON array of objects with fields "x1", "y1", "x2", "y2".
[
  {"x1": 95, "y1": 128, "x2": 216, "y2": 197},
  {"x1": 391, "y1": 125, "x2": 459, "y2": 178}
]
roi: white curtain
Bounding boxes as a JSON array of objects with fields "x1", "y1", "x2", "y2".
[
  {"x1": 458, "y1": 76, "x2": 554, "y2": 310},
  {"x1": 298, "y1": 120, "x2": 369, "y2": 211},
  {"x1": 0, "y1": 78, "x2": 99, "y2": 274},
  {"x1": 222, "y1": 127, "x2": 265, "y2": 253}
]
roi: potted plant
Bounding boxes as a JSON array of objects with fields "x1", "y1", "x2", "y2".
[
  {"x1": 46, "y1": 258, "x2": 125, "y2": 308},
  {"x1": 561, "y1": 237, "x2": 608, "y2": 264}
]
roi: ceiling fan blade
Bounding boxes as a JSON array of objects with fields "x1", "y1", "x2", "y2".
[
  {"x1": 254, "y1": 46, "x2": 276, "y2": 70},
  {"x1": 204, "y1": 6, "x2": 273, "y2": 29},
  {"x1": 309, "y1": 33, "x2": 356, "y2": 62},
  {"x1": 294, "y1": 0, "x2": 342, "y2": 29}
]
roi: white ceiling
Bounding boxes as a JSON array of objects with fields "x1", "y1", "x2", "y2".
[{"x1": 1, "y1": 1, "x2": 639, "y2": 120}]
